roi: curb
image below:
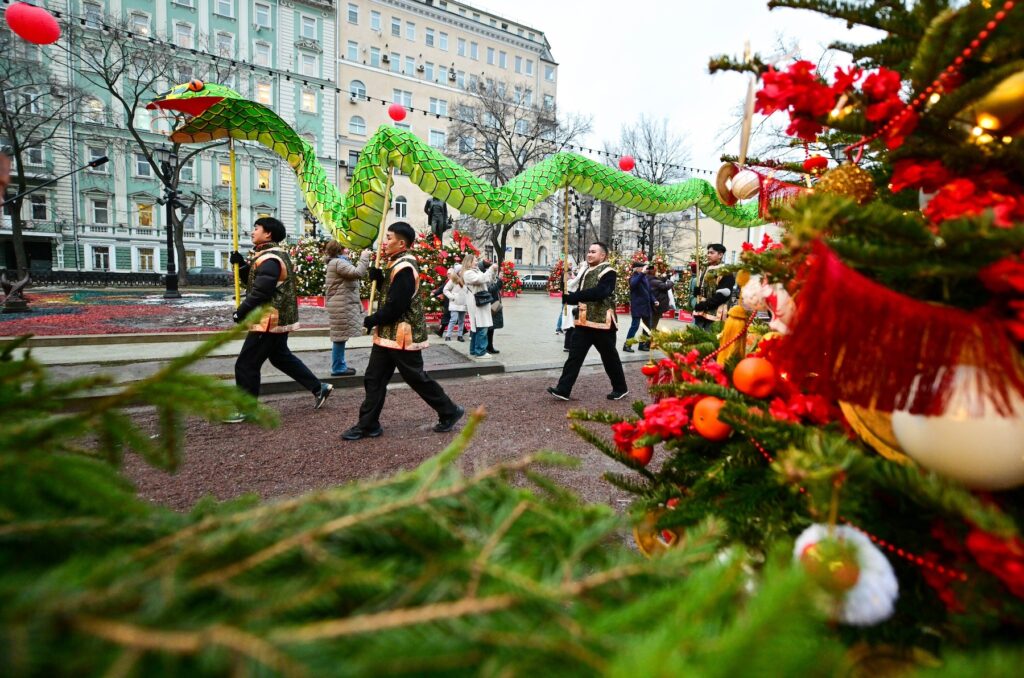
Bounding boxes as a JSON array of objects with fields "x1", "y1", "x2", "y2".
[{"x1": 0, "y1": 327, "x2": 330, "y2": 348}]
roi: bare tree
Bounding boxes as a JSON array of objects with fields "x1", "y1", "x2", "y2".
[
  {"x1": 446, "y1": 79, "x2": 590, "y2": 262},
  {"x1": 58, "y1": 15, "x2": 237, "y2": 283},
  {"x1": 0, "y1": 28, "x2": 87, "y2": 274}
]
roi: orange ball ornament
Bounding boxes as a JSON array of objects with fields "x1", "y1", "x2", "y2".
[
  {"x1": 629, "y1": 445, "x2": 653, "y2": 466},
  {"x1": 732, "y1": 357, "x2": 778, "y2": 399},
  {"x1": 693, "y1": 397, "x2": 732, "y2": 441}
]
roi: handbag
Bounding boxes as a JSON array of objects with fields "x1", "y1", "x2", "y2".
[
  {"x1": 473, "y1": 289, "x2": 493, "y2": 306},
  {"x1": 490, "y1": 298, "x2": 502, "y2": 313}
]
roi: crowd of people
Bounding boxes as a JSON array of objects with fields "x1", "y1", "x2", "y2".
[{"x1": 225, "y1": 215, "x2": 736, "y2": 439}]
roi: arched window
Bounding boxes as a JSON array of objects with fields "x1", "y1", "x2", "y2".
[
  {"x1": 349, "y1": 116, "x2": 366, "y2": 135},
  {"x1": 349, "y1": 80, "x2": 366, "y2": 99},
  {"x1": 537, "y1": 246, "x2": 548, "y2": 266},
  {"x1": 394, "y1": 196, "x2": 407, "y2": 218}
]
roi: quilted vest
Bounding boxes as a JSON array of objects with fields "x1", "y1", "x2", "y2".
[
  {"x1": 575, "y1": 261, "x2": 617, "y2": 330},
  {"x1": 373, "y1": 253, "x2": 429, "y2": 350},
  {"x1": 247, "y1": 246, "x2": 299, "y2": 333}
]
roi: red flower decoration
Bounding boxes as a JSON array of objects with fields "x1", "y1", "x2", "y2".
[
  {"x1": 861, "y1": 68, "x2": 902, "y2": 101},
  {"x1": 966, "y1": 529, "x2": 1024, "y2": 599},
  {"x1": 641, "y1": 397, "x2": 693, "y2": 439},
  {"x1": 889, "y1": 159, "x2": 953, "y2": 193}
]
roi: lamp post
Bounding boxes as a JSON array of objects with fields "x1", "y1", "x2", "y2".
[
  {"x1": 572, "y1": 193, "x2": 593, "y2": 263},
  {"x1": 302, "y1": 207, "x2": 319, "y2": 238},
  {"x1": 154, "y1": 147, "x2": 181, "y2": 299}
]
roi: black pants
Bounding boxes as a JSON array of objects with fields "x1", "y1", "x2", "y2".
[
  {"x1": 357, "y1": 344, "x2": 459, "y2": 429},
  {"x1": 694, "y1": 316, "x2": 714, "y2": 331},
  {"x1": 556, "y1": 326, "x2": 627, "y2": 395},
  {"x1": 235, "y1": 331, "x2": 321, "y2": 398},
  {"x1": 438, "y1": 308, "x2": 450, "y2": 335},
  {"x1": 487, "y1": 327, "x2": 497, "y2": 351},
  {"x1": 650, "y1": 311, "x2": 662, "y2": 333}
]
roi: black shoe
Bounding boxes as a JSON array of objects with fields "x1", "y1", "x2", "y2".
[
  {"x1": 607, "y1": 390, "x2": 630, "y2": 401},
  {"x1": 547, "y1": 386, "x2": 570, "y2": 401},
  {"x1": 563, "y1": 348, "x2": 570, "y2": 352},
  {"x1": 314, "y1": 383, "x2": 334, "y2": 409},
  {"x1": 638, "y1": 343, "x2": 650, "y2": 352},
  {"x1": 486, "y1": 348, "x2": 500, "y2": 354},
  {"x1": 341, "y1": 424, "x2": 383, "y2": 441},
  {"x1": 433, "y1": 405, "x2": 465, "y2": 433},
  {"x1": 330, "y1": 367, "x2": 357, "y2": 377},
  {"x1": 622, "y1": 344, "x2": 634, "y2": 353},
  {"x1": 457, "y1": 335, "x2": 465, "y2": 342}
]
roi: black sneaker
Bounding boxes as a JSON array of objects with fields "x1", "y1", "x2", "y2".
[
  {"x1": 622, "y1": 344, "x2": 634, "y2": 353},
  {"x1": 314, "y1": 383, "x2": 334, "y2": 409},
  {"x1": 607, "y1": 390, "x2": 630, "y2": 401},
  {"x1": 486, "y1": 348, "x2": 500, "y2": 354},
  {"x1": 433, "y1": 405, "x2": 465, "y2": 433},
  {"x1": 341, "y1": 424, "x2": 383, "y2": 441},
  {"x1": 547, "y1": 386, "x2": 570, "y2": 401}
]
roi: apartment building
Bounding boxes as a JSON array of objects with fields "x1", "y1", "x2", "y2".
[
  {"x1": 336, "y1": 0, "x2": 558, "y2": 270},
  {"x1": 1, "y1": 0, "x2": 337, "y2": 274}
]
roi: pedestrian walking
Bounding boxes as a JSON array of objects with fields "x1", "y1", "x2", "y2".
[
  {"x1": 624, "y1": 262, "x2": 657, "y2": 352},
  {"x1": 225, "y1": 217, "x2": 333, "y2": 423},
  {"x1": 547, "y1": 242, "x2": 629, "y2": 401},
  {"x1": 341, "y1": 221, "x2": 464, "y2": 441},
  {"x1": 647, "y1": 269, "x2": 673, "y2": 335},
  {"x1": 461, "y1": 253, "x2": 499, "y2": 359},
  {"x1": 442, "y1": 269, "x2": 467, "y2": 342},
  {"x1": 324, "y1": 240, "x2": 370, "y2": 377},
  {"x1": 486, "y1": 276, "x2": 503, "y2": 355}
]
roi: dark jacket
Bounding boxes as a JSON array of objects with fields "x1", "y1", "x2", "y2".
[
  {"x1": 629, "y1": 271, "x2": 657, "y2": 318},
  {"x1": 487, "y1": 279, "x2": 504, "y2": 330},
  {"x1": 648, "y1": 273, "x2": 672, "y2": 312}
]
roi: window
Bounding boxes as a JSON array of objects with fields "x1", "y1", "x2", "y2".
[
  {"x1": 349, "y1": 80, "x2": 366, "y2": 99},
  {"x1": 391, "y1": 17, "x2": 401, "y2": 36},
  {"x1": 428, "y1": 130, "x2": 446, "y2": 149},
  {"x1": 87, "y1": 146, "x2": 106, "y2": 171},
  {"x1": 526, "y1": 59, "x2": 534, "y2": 76},
  {"x1": 219, "y1": 162, "x2": 231, "y2": 186},
  {"x1": 514, "y1": 247, "x2": 523, "y2": 264},
  {"x1": 215, "y1": 0, "x2": 233, "y2": 17},
  {"x1": 369, "y1": 47, "x2": 380, "y2": 68},
  {"x1": 30, "y1": 195, "x2": 47, "y2": 220},
  {"x1": 25, "y1": 145, "x2": 44, "y2": 166},
  {"x1": 92, "y1": 246, "x2": 110, "y2": 270},
  {"x1": 256, "y1": 167, "x2": 272, "y2": 190},
  {"x1": 255, "y1": 82, "x2": 272, "y2": 105},
  {"x1": 469, "y1": 74, "x2": 479, "y2": 91},
  {"x1": 300, "y1": 53, "x2": 318, "y2": 77},
  {"x1": 470, "y1": 42, "x2": 479, "y2": 60},
  {"x1": 390, "y1": 52, "x2": 401, "y2": 73},
  {"x1": 347, "y1": 3, "x2": 358, "y2": 24},
  {"x1": 254, "y1": 2, "x2": 271, "y2": 28},
  {"x1": 543, "y1": 94, "x2": 555, "y2": 111},
  {"x1": 458, "y1": 136, "x2": 475, "y2": 153},
  {"x1": 83, "y1": 1, "x2": 102, "y2": 28},
  {"x1": 515, "y1": 56, "x2": 522, "y2": 73},
  {"x1": 499, "y1": 51, "x2": 507, "y2": 69},
  {"x1": 345, "y1": 40, "x2": 358, "y2": 61},
  {"x1": 185, "y1": 250, "x2": 198, "y2": 269},
  {"x1": 349, "y1": 116, "x2": 366, "y2": 135},
  {"x1": 301, "y1": 89, "x2": 317, "y2": 113},
  {"x1": 405, "y1": 21, "x2": 415, "y2": 40},
  {"x1": 134, "y1": 153, "x2": 151, "y2": 178},
  {"x1": 133, "y1": 107, "x2": 151, "y2": 131},
  {"x1": 179, "y1": 158, "x2": 195, "y2": 183},
  {"x1": 439, "y1": 32, "x2": 448, "y2": 51},
  {"x1": 457, "y1": 38, "x2": 466, "y2": 56},
  {"x1": 487, "y1": 47, "x2": 495, "y2": 65},
  {"x1": 302, "y1": 16, "x2": 317, "y2": 39},
  {"x1": 424, "y1": 63, "x2": 434, "y2": 82},
  {"x1": 136, "y1": 202, "x2": 154, "y2": 228},
  {"x1": 370, "y1": 11, "x2": 381, "y2": 31},
  {"x1": 347, "y1": 151, "x2": 360, "y2": 177},
  {"x1": 425, "y1": 28, "x2": 434, "y2": 47},
  {"x1": 545, "y1": 65, "x2": 556, "y2": 81},
  {"x1": 219, "y1": 209, "x2": 230, "y2": 229},
  {"x1": 130, "y1": 12, "x2": 149, "y2": 36},
  {"x1": 174, "y1": 23, "x2": 193, "y2": 49},
  {"x1": 254, "y1": 42, "x2": 271, "y2": 66},
  {"x1": 138, "y1": 247, "x2": 155, "y2": 271},
  {"x1": 456, "y1": 70, "x2": 465, "y2": 88},
  {"x1": 394, "y1": 196, "x2": 407, "y2": 218},
  {"x1": 83, "y1": 97, "x2": 104, "y2": 123},
  {"x1": 404, "y1": 56, "x2": 415, "y2": 75},
  {"x1": 515, "y1": 119, "x2": 529, "y2": 135},
  {"x1": 429, "y1": 98, "x2": 447, "y2": 116},
  {"x1": 216, "y1": 32, "x2": 233, "y2": 57},
  {"x1": 395, "y1": 122, "x2": 411, "y2": 134},
  {"x1": 392, "y1": 89, "x2": 412, "y2": 107}
]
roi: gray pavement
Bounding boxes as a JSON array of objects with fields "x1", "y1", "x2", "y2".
[{"x1": 18, "y1": 293, "x2": 690, "y2": 392}]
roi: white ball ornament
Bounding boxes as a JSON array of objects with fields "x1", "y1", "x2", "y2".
[
  {"x1": 729, "y1": 169, "x2": 762, "y2": 201},
  {"x1": 890, "y1": 367, "x2": 1024, "y2": 491}
]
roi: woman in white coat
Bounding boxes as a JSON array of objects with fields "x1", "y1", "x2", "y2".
[
  {"x1": 442, "y1": 269, "x2": 467, "y2": 341},
  {"x1": 460, "y1": 252, "x2": 498, "y2": 358}
]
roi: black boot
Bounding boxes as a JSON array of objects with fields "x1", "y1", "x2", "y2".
[
  {"x1": 622, "y1": 343, "x2": 634, "y2": 353},
  {"x1": 638, "y1": 342, "x2": 650, "y2": 351}
]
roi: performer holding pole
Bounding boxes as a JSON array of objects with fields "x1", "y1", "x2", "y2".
[{"x1": 365, "y1": 168, "x2": 395, "y2": 324}]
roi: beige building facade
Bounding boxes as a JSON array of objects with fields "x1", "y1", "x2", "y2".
[{"x1": 336, "y1": 0, "x2": 558, "y2": 270}]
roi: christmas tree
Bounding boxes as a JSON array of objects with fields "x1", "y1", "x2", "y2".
[
  {"x1": 286, "y1": 236, "x2": 334, "y2": 297},
  {"x1": 547, "y1": 258, "x2": 566, "y2": 293},
  {"x1": 499, "y1": 260, "x2": 523, "y2": 295},
  {"x1": 408, "y1": 230, "x2": 480, "y2": 313},
  {"x1": 574, "y1": 0, "x2": 1024, "y2": 663}
]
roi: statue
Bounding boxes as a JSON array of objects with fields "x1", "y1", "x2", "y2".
[{"x1": 424, "y1": 198, "x2": 450, "y2": 240}]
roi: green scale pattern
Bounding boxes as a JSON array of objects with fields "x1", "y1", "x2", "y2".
[{"x1": 155, "y1": 83, "x2": 766, "y2": 249}]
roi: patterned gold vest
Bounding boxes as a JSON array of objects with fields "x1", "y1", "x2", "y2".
[
  {"x1": 246, "y1": 246, "x2": 299, "y2": 333},
  {"x1": 372, "y1": 253, "x2": 429, "y2": 350},
  {"x1": 695, "y1": 264, "x2": 728, "y2": 323},
  {"x1": 576, "y1": 261, "x2": 617, "y2": 330}
]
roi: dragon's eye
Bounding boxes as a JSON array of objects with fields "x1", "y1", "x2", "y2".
[{"x1": 187, "y1": 80, "x2": 204, "y2": 92}]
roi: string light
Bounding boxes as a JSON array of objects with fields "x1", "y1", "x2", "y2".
[{"x1": 20, "y1": 0, "x2": 719, "y2": 176}]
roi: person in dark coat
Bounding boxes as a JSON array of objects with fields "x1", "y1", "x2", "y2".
[
  {"x1": 647, "y1": 271, "x2": 673, "y2": 334},
  {"x1": 486, "y1": 275, "x2": 503, "y2": 355},
  {"x1": 624, "y1": 262, "x2": 657, "y2": 352}
]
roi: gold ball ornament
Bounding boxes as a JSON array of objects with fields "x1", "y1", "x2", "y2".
[
  {"x1": 633, "y1": 509, "x2": 684, "y2": 558},
  {"x1": 814, "y1": 163, "x2": 876, "y2": 205},
  {"x1": 800, "y1": 538, "x2": 862, "y2": 594},
  {"x1": 958, "y1": 69, "x2": 1024, "y2": 138}
]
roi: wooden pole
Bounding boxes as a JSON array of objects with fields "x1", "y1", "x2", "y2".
[
  {"x1": 229, "y1": 138, "x2": 241, "y2": 306},
  {"x1": 562, "y1": 187, "x2": 570, "y2": 290},
  {"x1": 366, "y1": 168, "x2": 396, "y2": 319}
]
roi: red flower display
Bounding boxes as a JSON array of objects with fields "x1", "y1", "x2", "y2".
[
  {"x1": 641, "y1": 397, "x2": 693, "y2": 439},
  {"x1": 966, "y1": 529, "x2": 1024, "y2": 599},
  {"x1": 755, "y1": 61, "x2": 842, "y2": 142},
  {"x1": 889, "y1": 159, "x2": 953, "y2": 193}
]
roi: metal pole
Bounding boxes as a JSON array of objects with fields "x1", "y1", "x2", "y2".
[
  {"x1": 229, "y1": 139, "x2": 241, "y2": 305},
  {"x1": 562, "y1": 187, "x2": 570, "y2": 289},
  {"x1": 366, "y1": 168, "x2": 395, "y2": 317},
  {"x1": 163, "y1": 152, "x2": 180, "y2": 299}
]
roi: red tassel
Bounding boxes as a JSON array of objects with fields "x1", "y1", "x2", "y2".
[{"x1": 778, "y1": 241, "x2": 1024, "y2": 416}]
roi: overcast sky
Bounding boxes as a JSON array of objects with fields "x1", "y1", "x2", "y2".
[{"x1": 488, "y1": 0, "x2": 882, "y2": 172}]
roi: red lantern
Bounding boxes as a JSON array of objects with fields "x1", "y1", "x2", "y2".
[
  {"x1": 388, "y1": 103, "x2": 407, "y2": 122},
  {"x1": 618, "y1": 155, "x2": 635, "y2": 172},
  {"x1": 802, "y1": 155, "x2": 829, "y2": 174},
  {"x1": 5, "y1": 2, "x2": 61, "y2": 45}
]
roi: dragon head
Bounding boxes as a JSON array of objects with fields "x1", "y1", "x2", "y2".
[{"x1": 147, "y1": 80, "x2": 242, "y2": 143}]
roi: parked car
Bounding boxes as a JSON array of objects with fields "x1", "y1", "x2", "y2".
[
  {"x1": 521, "y1": 274, "x2": 550, "y2": 291},
  {"x1": 187, "y1": 266, "x2": 233, "y2": 285}
]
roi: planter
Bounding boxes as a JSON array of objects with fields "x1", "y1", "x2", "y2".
[
  {"x1": 500, "y1": 291, "x2": 517, "y2": 298},
  {"x1": 663, "y1": 310, "x2": 676, "y2": 319},
  {"x1": 548, "y1": 291, "x2": 562, "y2": 298},
  {"x1": 677, "y1": 310, "x2": 694, "y2": 323},
  {"x1": 297, "y1": 296, "x2": 325, "y2": 308},
  {"x1": 361, "y1": 299, "x2": 370, "y2": 311},
  {"x1": 615, "y1": 305, "x2": 629, "y2": 314}
]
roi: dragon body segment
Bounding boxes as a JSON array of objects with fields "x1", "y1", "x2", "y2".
[{"x1": 149, "y1": 82, "x2": 766, "y2": 249}]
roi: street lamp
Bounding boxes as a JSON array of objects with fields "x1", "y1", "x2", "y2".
[
  {"x1": 572, "y1": 193, "x2": 593, "y2": 263},
  {"x1": 153, "y1": 146, "x2": 181, "y2": 299},
  {"x1": 302, "y1": 207, "x2": 319, "y2": 238}
]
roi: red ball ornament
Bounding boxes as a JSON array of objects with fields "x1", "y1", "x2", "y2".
[
  {"x1": 693, "y1": 397, "x2": 732, "y2": 441},
  {"x1": 640, "y1": 363, "x2": 660, "y2": 377},
  {"x1": 618, "y1": 155, "x2": 635, "y2": 172},
  {"x1": 802, "y1": 155, "x2": 828, "y2": 174},
  {"x1": 732, "y1": 357, "x2": 778, "y2": 399},
  {"x1": 387, "y1": 103, "x2": 407, "y2": 122},
  {"x1": 5, "y1": 2, "x2": 61, "y2": 45},
  {"x1": 628, "y1": 445, "x2": 653, "y2": 466}
]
